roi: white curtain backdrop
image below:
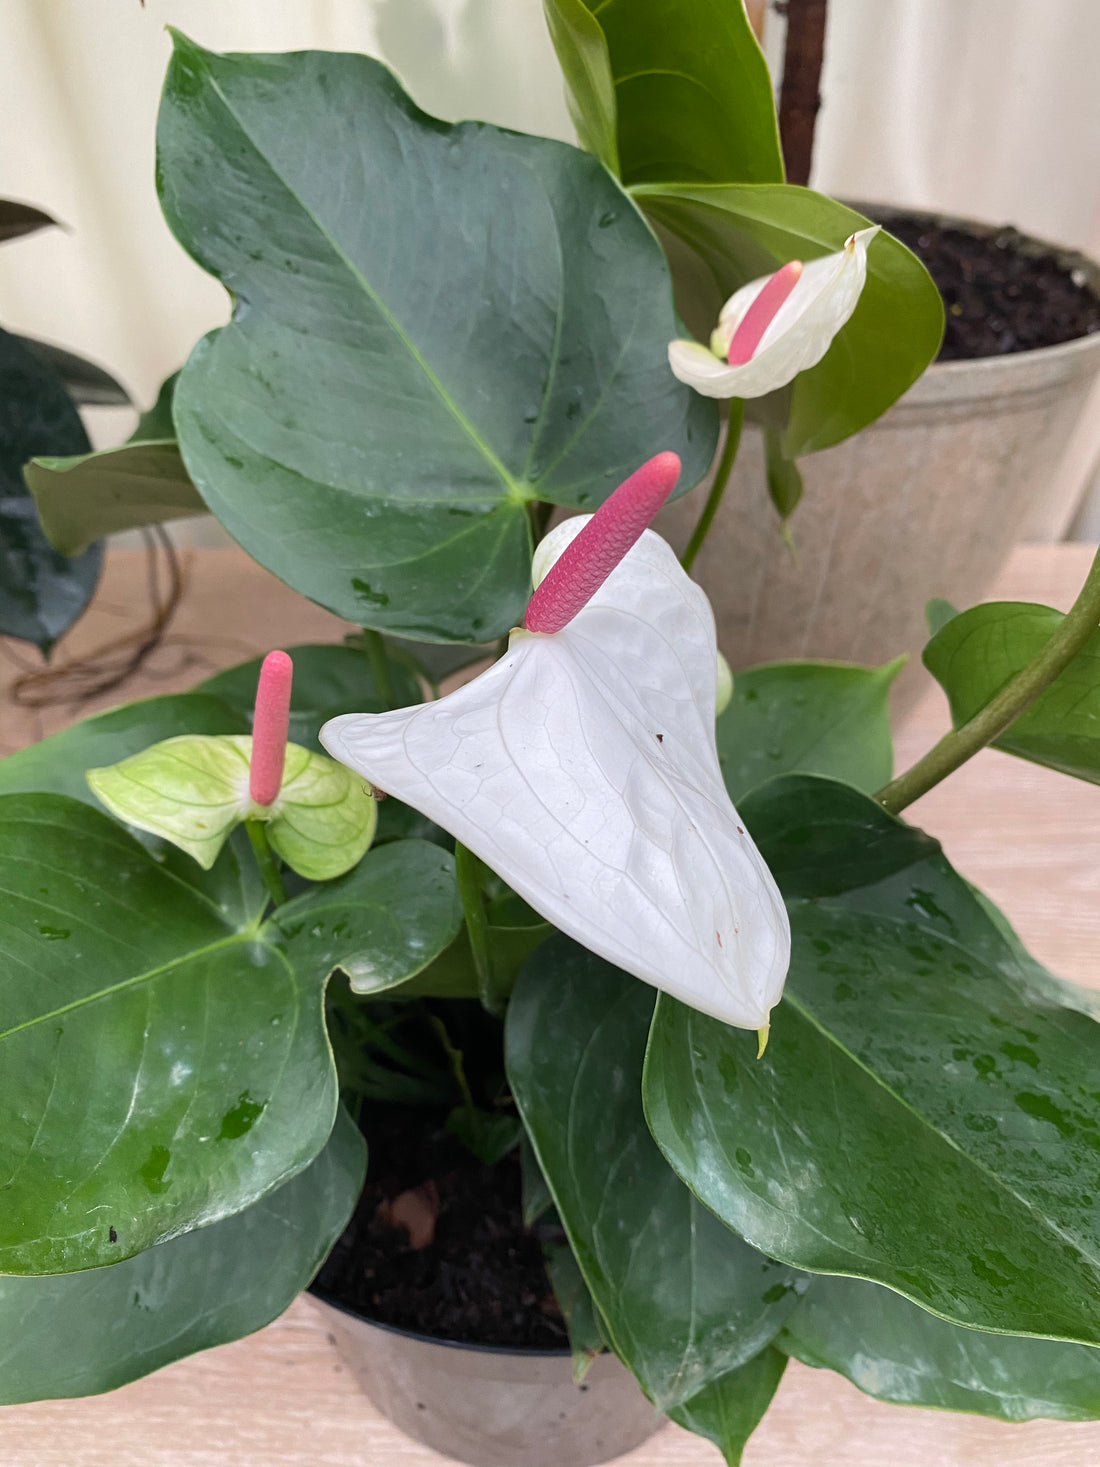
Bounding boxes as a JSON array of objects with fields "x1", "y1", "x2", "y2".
[{"x1": 0, "y1": 0, "x2": 1096, "y2": 535}]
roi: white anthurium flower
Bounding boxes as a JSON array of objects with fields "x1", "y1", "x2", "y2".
[
  {"x1": 668, "y1": 225, "x2": 881, "y2": 400},
  {"x1": 322, "y1": 453, "x2": 790, "y2": 1035}
]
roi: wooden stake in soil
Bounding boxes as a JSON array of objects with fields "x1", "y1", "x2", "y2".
[{"x1": 778, "y1": 0, "x2": 829, "y2": 186}]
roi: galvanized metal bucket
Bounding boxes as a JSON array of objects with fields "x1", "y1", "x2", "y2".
[{"x1": 310, "y1": 1293, "x2": 664, "y2": 1467}]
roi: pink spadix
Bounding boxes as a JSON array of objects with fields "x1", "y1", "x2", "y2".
[
  {"x1": 524, "y1": 452, "x2": 682, "y2": 635},
  {"x1": 249, "y1": 650, "x2": 293, "y2": 806},
  {"x1": 727, "y1": 259, "x2": 803, "y2": 366}
]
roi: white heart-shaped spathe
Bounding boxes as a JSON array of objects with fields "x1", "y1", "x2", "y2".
[
  {"x1": 322, "y1": 522, "x2": 790, "y2": 1029},
  {"x1": 668, "y1": 226, "x2": 880, "y2": 400}
]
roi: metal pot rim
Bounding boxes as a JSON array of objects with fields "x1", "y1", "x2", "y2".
[{"x1": 309, "y1": 1284, "x2": 575, "y2": 1360}]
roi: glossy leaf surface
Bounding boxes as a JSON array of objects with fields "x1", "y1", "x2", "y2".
[
  {"x1": 668, "y1": 1348, "x2": 787, "y2": 1466},
  {"x1": 740, "y1": 774, "x2": 940, "y2": 899},
  {"x1": 781, "y1": 1275, "x2": 1100, "y2": 1422},
  {"x1": 158, "y1": 35, "x2": 715, "y2": 641},
  {"x1": 545, "y1": 0, "x2": 782, "y2": 186},
  {"x1": 638, "y1": 185, "x2": 943, "y2": 457},
  {"x1": 0, "y1": 1108, "x2": 365, "y2": 1404},
  {"x1": 0, "y1": 327, "x2": 101, "y2": 651},
  {"x1": 506, "y1": 939, "x2": 804, "y2": 1410},
  {"x1": 716, "y1": 658, "x2": 902, "y2": 800},
  {"x1": 925, "y1": 600, "x2": 1100, "y2": 784},
  {"x1": 0, "y1": 791, "x2": 453, "y2": 1274},
  {"x1": 644, "y1": 777, "x2": 1100, "y2": 1345}
]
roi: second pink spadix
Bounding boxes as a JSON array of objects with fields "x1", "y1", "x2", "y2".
[{"x1": 524, "y1": 451, "x2": 681, "y2": 634}]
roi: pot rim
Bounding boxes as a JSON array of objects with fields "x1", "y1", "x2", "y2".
[
  {"x1": 309, "y1": 1283, "x2": 576, "y2": 1360},
  {"x1": 851, "y1": 198, "x2": 1100, "y2": 372}
]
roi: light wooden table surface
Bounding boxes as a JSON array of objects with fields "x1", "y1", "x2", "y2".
[{"x1": 3, "y1": 544, "x2": 1100, "y2": 1467}]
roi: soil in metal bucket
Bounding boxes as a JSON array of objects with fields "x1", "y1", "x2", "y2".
[
  {"x1": 878, "y1": 212, "x2": 1100, "y2": 361},
  {"x1": 313, "y1": 1103, "x2": 569, "y2": 1350}
]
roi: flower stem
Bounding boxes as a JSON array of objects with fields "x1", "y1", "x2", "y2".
[
  {"x1": 454, "y1": 842, "x2": 506, "y2": 1016},
  {"x1": 363, "y1": 629, "x2": 396, "y2": 711},
  {"x1": 681, "y1": 401, "x2": 745, "y2": 573},
  {"x1": 876, "y1": 543, "x2": 1100, "y2": 814},
  {"x1": 245, "y1": 818, "x2": 287, "y2": 907}
]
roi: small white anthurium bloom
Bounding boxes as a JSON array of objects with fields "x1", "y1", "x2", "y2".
[
  {"x1": 322, "y1": 453, "x2": 791, "y2": 1036},
  {"x1": 668, "y1": 226, "x2": 880, "y2": 400}
]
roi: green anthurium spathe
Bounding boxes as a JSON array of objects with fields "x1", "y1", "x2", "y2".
[{"x1": 87, "y1": 734, "x2": 377, "y2": 880}]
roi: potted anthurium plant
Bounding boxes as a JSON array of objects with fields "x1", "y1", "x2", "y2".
[{"x1": 6, "y1": 16, "x2": 1100, "y2": 1467}]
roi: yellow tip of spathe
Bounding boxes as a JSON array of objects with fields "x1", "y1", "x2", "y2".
[{"x1": 756, "y1": 1025, "x2": 770, "y2": 1059}]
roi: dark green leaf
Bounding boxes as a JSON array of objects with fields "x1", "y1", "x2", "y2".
[
  {"x1": 925, "y1": 600, "x2": 1100, "y2": 784},
  {"x1": 157, "y1": 35, "x2": 715, "y2": 641},
  {"x1": 545, "y1": 0, "x2": 782, "y2": 187},
  {"x1": 781, "y1": 1276, "x2": 1100, "y2": 1422},
  {"x1": 740, "y1": 774, "x2": 940, "y2": 898},
  {"x1": 763, "y1": 426, "x2": 802, "y2": 522},
  {"x1": 644, "y1": 779, "x2": 1100, "y2": 1345},
  {"x1": 445, "y1": 1106, "x2": 523, "y2": 1166},
  {"x1": 0, "y1": 1106, "x2": 365, "y2": 1404},
  {"x1": 0, "y1": 792, "x2": 453, "y2": 1274},
  {"x1": 0, "y1": 326, "x2": 100, "y2": 651},
  {"x1": 543, "y1": 1234, "x2": 606, "y2": 1381},
  {"x1": 25, "y1": 373, "x2": 202, "y2": 555},
  {"x1": 197, "y1": 643, "x2": 421, "y2": 752},
  {"x1": 15, "y1": 337, "x2": 130, "y2": 407},
  {"x1": 638, "y1": 186, "x2": 944, "y2": 457},
  {"x1": 521, "y1": 1132, "x2": 554, "y2": 1225},
  {"x1": 668, "y1": 1348, "x2": 787, "y2": 1466},
  {"x1": 0, "y1": 200, "x2": 56, "y2": 243},
  {"x1": 270, "y1": 839, "x2": 461, "y2": 996},
  {"x1": 507, "y1": 939, "x2": 804, "y2": 1410},
  {"x1": 716, "y1": 658, "x2": 903, "y2": 801}
]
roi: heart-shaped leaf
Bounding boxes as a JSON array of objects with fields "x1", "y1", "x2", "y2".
[
  {"x1": 0, "y1": 327, "x2": 101, "y2": 652},
  {"x1": 506, "y1": 938, "x2": 806, "y2": 1410},
  {"x1": 0, "y1": 791, "x2": 456, "y2": 1274},
  {"x1": 88, "y1": 734, "x2": 377, "y2": 879},
  {"x1": 544, "y1": 0, "x2": 783, "y2": 187},
  {"x1": 157, "y1": 34, "x2": 716, "y2": 641},
  {"x1": 644, "y1": 777, "x2": 1100, "y2": 1345},
  {"x1": 716, "y1": 658, "x2": 903, "y2": 800},
  {"x1": 0, "y1": 1106, "x2": 365, "y2": 1404},
  {"x1": 781, "y1": 1275, "x2": 1100, "y2": 1422},
  {"x1": 924, "y1": 600, "x2": 1100, "y2": 784}
]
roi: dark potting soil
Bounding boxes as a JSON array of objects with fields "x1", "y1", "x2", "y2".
[
  {"x1": 312, "y1": 1104, "x2": 568, "y2": 1350},
  {"x1": 873, "y1": 212, "x2": 1100, "y2": 361}
]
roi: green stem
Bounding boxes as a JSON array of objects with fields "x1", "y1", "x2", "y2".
[
  {"x1": 454, "y1": 842, "x2": 506, "y2": 1016},
  {"x1": 681, "y1": 401, "x2": 745, "y2": 574},
  {"x1": 876, "y1": 543, "x2": 1100, "y2": 814},
  {"x1": 245, "y1": 818, "x2": 287, "y2": 906},
  {"x1": 427, "y1": 1013, "x2": 478, "y2": 1117},
  {"x1": 364, "y1": 629, "x2": 396, "y2": 711}
]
